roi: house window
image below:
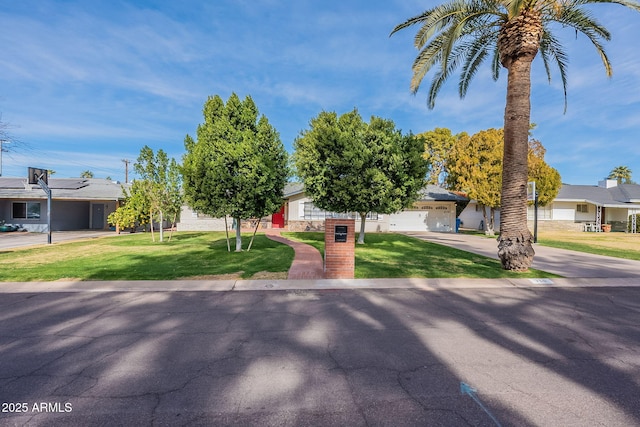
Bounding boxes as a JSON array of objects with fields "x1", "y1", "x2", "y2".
[
  {"x1": 303, "y1": 202, "x2": 327, "y2": 220},
  {"x1": 528, "y1": 205, "x2": 553, "y2": 220},
  {"x1": 13, "y1": 202, "x2": 41, "y2": 219},
  {"x1": 577, "y1": 204, "x2": 589, "y2": 213},
  {"x1": 303, "y1": 202, "x2": 378, "y2": 220}
]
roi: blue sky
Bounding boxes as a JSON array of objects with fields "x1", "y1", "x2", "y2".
[{"x1": 1, "y1": 0, "x2": 639, "y2": 185}]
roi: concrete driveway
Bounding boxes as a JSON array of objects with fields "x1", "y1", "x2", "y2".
[
  {"x1": 0, "y1": 231, "x2": 116, "y2": 250},
  {"x1": 405, "y1": 231, "x2": 640, "y2": 278}
]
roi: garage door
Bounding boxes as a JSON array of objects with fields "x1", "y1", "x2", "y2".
[
  {"x1": 389, "y1": 210, "x2": 428, "y2": 231},
  {"x1": 389, "y1": 208, "x2": 452, "y2": 232}
]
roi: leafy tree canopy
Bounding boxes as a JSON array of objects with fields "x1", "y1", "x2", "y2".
[
  {"x1": 294, "y1": 109, "x2": 428, "y2": 243},
  {"x1": 109, "y1": 146, "x2": 182, "y2": 241},
  {"x1": 182, "y1": 93, "x2": 288, "y2": 251},
  {"x1": 446, "y1": 128, "x2": 561, "y2": 233},
  {"x1": 528, "y1": 139, "x2": 561, "y2": 206},
  {"x1": 417, "y1": 127, "x2": 459, "y2": 185}
]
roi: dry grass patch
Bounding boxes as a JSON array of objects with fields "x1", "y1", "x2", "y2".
[
  {"x1": 538, "y1": 230, "x2": 640, "y2": 260},
  {"x1": 538, "y1": 231, "x2": 640, "y2": 251}
]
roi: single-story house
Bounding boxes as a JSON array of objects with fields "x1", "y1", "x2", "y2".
[
  {"x1": 538, "y1": 179, "x2": 640, "y2": 232},
  {"x1": 0, "y1": 177, "x2": 129, "y2": 232},
  {"x1": 459, "y1": 179, "x2": 640, "y2": 232},
  {"x1": 284, "y1": 183, "x2": 467, "y2": 233},
  {"x1": 178, "y1": 183, "x2": 468, "y2": 233}
]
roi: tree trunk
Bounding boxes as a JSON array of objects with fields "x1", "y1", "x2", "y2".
[
  {"x1": 357, "y1": 213, "x2": 367, "y2": 244},
  {"x1": 480, "y1": 204, "x2": 495, "y2": 236},
  {"x1": 159, "y1": 211, "x2": 164, "y2": 242},
  {"x1": 168, "y1": 211, "x2": 177, "y2": 242},
  {"x1": 497, "y1": 53, "x2": 536, "y2": 270},
  {"x1": 150, "y1": 210, "x2": 155, "y2": 242},
  {"x1": 224, "y1": 216, "x2": 231, "y2": 252},
  {"x1": 247, "y1": 218, "x2": 261, "y2": 252},
  {"x1": 496, "y1": 11, "x2": 541, "y2": 271},
  {"x1": 489, "y1": 207, "x2": 496, "y2": 235},
  {"x1": 235, "y1": 217, "x2": 242, "y2": 252}
]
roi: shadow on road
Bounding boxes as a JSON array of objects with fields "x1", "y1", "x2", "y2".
[{"x1": 1, "y1": 286, "x2": 639, "y2": 425}]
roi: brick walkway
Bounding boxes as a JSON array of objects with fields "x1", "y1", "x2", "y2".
[{"x1": 265, "y1": 230, "x2": 325, "y2": 280}]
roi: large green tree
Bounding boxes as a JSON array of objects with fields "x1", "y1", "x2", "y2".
[
  {"x1": 447, "y1": 129, "x2": 503, "y2": 235},
  {"x1": 447, "y1": 128, "x2": 561, "y2": 235},
  {"x1": 182, "y1": 93, "x2": 288, "y2": 252},
  {"x1": 110, "y1": 145, "x2": 183, "y2": 242},
  {"x1": 392, "y1": 0, "x2": 640, "y2": 270},
  {"x1": 294, "y1": 109, "x2": 428, "y2": 244},
  {"x1": 107, "y1": 180, "x2": 151, "y2": 232},
  {"x1": 418, "y1": 127, "x2": 459, "y2": 185},
  {"x1": 528, "y1": 138, "x2": 561, "y2": 206}
]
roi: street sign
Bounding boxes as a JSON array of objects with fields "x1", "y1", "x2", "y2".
[{"x1": 527, "y1": 181, "x2": 536, "y2": 202}]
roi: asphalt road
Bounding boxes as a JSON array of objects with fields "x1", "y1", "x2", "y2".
[{"x1": 1, "y1": 286, "x2": 639, "y2": 426}]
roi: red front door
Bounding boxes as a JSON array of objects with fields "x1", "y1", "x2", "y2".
[{"x1": 272, "y1": 205, "x2": 285, "y2": 228}]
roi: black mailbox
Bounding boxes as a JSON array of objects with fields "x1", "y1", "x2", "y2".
[{"x1": 334, "y1": 225, "x2": 348, "y2": 242}]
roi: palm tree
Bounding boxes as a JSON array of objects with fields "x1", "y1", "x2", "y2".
[
  {"x1": 608, "y1": 165, "x2": 633, "y2": 184},
  {"x1": 391, "y1": 0, "x2": 640, "y2": 271}
]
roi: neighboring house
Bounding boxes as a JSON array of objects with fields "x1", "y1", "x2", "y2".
[
  {"x1": 0, "y1": 177, "x2": 129, "y2": 232},
  {"x1": 542, "y1": 179, "x2": 640, "y2": 232},
  {"x1": 458, "y1": 201, "x2": 501, "y2": 232},
  {"x1": 458, "y1": 179, "x2": 640, "y2": 232},
  {"x1": 177, "y1": 183, "x2": 468, "y2": 233}
]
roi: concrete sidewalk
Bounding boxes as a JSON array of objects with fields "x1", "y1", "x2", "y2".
[
  {"x1": 404, "y1": 231, "x2": 640, "y2": 278},
  {"x1": 1, "y1": 276, "x2": 639, "y2": 294}
]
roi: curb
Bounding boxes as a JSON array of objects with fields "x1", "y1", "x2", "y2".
[{"x1": 1, "y1": 277, "x2": 640, "y2": 293}]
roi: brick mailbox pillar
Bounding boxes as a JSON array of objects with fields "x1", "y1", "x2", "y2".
[{"x1": 324, "y1": 218, "x2": 355, "y2": 279}]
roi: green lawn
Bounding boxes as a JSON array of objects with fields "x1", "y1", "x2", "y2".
[
  {"x1": 0, "y1": 232, "x2": 294, "y2": 281},
  {"x1": 0, "y1": 231, "x2": 557, "y2": 282},
  {"x1": 284, "y1": 232, "x2": 557, "y2": 279}
]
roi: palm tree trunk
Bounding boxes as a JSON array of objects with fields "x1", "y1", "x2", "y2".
[{"x1": 497, "y1": 55, "x2": 535, "y2": 271}]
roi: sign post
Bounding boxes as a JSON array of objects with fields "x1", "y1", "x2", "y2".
[{"x1": 28, "y1": 167, "x2": 52, "y2": 244}]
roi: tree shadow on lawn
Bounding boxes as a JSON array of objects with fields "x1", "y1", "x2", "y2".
[
  {"x1": 354, "y1": 233, "x2": 554, "y2": 279},
  {"x1": 1, "y1": 286, "x2": 638, "y2": 425},
  {"x1": 78, "y1": 234, "x2": 294, "y2": 280}
]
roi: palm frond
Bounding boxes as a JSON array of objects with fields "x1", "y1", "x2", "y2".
[
  {"x1": 458, "y1": 28, "x2": 501, "y2": 96},
  {"x1": 552, "y1": 5, "x2": 613, "y2": 76},
  {"x1": 413, "y1": 1, "x2": 470, "y2": 48},
  {"x1": 390, "y1": 11, "x2": 432, "y2": 36},
  {"x1": 491, "y1": 46, "x2": 501, "y2": 80},
  {"x1": 539, "y1": 30, "x2": 569, "y2": 112},
  {"x1": 410, "y1": 34, "x2": 449, "y2": 93},
  {"x1": 571, "y1": 0, "x2": 640, "y2": 13}
]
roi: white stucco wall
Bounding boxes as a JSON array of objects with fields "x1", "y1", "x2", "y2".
[{"x1": 176, "y1": 206, "x2": 229, "y2": 231}]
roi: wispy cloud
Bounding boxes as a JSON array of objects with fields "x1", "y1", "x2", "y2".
[{"x1": 1, "y1": 0, "x2": 639, "y2": 183}]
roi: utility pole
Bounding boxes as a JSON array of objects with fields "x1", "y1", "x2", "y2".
[
  {"x1": 0, "y1": 140, "x2": 9, "y2": 176},
  {"x1": 122, "y1": 159, "x2": 130, "y2": 183}
]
